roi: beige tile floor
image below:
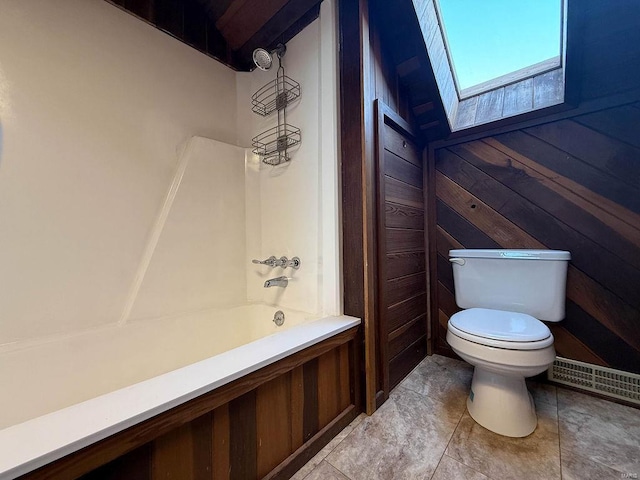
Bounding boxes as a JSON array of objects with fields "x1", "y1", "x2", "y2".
[{"x1": 292, "y1": 355, "x2": 640, "y2": 480}]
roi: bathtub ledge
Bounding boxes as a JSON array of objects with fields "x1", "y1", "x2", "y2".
[{"x1": 0, "y1": 315, "x2": 360, "y2": 480}]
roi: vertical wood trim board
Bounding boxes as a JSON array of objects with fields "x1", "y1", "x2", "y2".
[{"x1": 339, "y1": 0, "x2": 423, "y2": 415}]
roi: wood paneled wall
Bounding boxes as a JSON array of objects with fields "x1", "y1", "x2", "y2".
[
  {"x1": 376, "y1": 103, "x2": 428, "y2": 397},
  {"x1": 432, "y1": 104, "x2": 640, "y2": 373},
  {"x1": 577, "y1": 1, "x2": 640, "y2": 102},
  {"x1": 20, "y1": 329, "x2": 357, "y2": 480}
]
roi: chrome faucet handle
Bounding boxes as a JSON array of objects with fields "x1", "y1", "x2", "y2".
[
  {"x1": 252, "y1": 256, "x2": 277, "y2": 267},
  {"x1": 287, "y1": 256, "x2": 301, "y2": 269},
  {"x1": 275, "y1": 256, "x2": 301, "y2": 269}
]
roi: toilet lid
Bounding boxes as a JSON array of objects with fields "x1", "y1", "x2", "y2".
[{"x1": 449, "y1": 308, "x2": 551, "y2": 342}]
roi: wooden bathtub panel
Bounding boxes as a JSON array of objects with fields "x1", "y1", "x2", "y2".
[
  {"x1": 290, "y1": 366, "x2": 304, "y2": 451},
  {"x1": 22, "y1": 327, "x2": 358, "y2": 480},
  {"x1": 191, "y1": 414, "x2": 213, "y2": 480},
  {"x1": 229, "y1": 391, "x2": 257, "y2": 480},
  {"x1": 317, "y1": 349, "x2": 341, "y2": 430},
  {"x1": 79, "y1": 445, "x2": 151, "y2": 480},
  {"x1": 212, "y1": 405, "x2": 230, "y2": 480},
  {"x1": 256, "y1": 374, "x2": 292, "y2": 478},
  {"x1": 302, "y1": 358, "x2": 319, "y2": 442},
  {"x1": 152, "y1": 423, "x2": 195, "y2": 479},
  {"x1": 339, "y1": 343, "x2": 351, "y2": 410}
]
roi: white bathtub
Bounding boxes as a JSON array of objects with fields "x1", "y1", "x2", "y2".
[{"x1": 0, "y1": 306, "x2": 359, "y2": 479}]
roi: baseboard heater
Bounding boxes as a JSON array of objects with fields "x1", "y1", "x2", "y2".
[{"x1": 547, "y1": 357, "x2": 640, "y2": 406}]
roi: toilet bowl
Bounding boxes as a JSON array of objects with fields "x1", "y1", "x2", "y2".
[
  {"x1": 446, "y1": 308, "x2": 556, "y2": 437},
  {"x1": 446, "y1": 249, "x2": 570, "y2": 438}
]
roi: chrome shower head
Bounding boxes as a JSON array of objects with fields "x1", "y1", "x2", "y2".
[
  {"x1": 252, "y1": 48, "x2": 273, "y2": 71},
  {"x1": 252, "y1": 43, "x2": 287, "y2": 71}
]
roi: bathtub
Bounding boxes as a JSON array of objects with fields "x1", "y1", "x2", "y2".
[{"x1": 0, "y1": 306, "x2": 360, "y2": 479}]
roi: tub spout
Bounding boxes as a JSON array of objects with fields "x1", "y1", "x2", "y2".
[{"x1": 264, "y1": 276, "x2": 288, "y2": 288}]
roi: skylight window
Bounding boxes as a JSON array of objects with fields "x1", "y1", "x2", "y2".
[{"x1": 436, "y1": 0, "x2": 563, "y2": 98}]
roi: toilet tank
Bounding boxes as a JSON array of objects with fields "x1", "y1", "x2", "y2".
[{"x1": 449, "y1": 249, "x2": 571, "y2": 321}]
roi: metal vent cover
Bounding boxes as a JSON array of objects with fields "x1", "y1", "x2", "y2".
[{"x1": 548, "y1": 357, "x2": 640, "y2": 406}]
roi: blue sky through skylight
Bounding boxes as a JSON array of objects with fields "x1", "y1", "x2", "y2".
[{"x1": 437, "y1": 0, "x2": 562, "y2": 90}]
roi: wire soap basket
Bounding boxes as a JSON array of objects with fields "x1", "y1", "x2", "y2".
[
  {"x1": 252, "y1": 124, "x2": 301, "y2": 165},
  {"x1": 251, "y1": 48, "x2": 301, "y2": 166},
  {"x1": 251, "y1": 75, "x2": 300, "y2": 117}
]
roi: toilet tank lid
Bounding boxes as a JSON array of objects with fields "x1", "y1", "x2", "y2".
[
  {"x1": 449, "y1": 249, "x2": 570, "y2": 260},
  {"x1": 450, "y1": 308, "x2": 551, "y2": 342}
]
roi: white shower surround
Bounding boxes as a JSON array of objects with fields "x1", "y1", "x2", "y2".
[{"x1": 0, "y1": 0, "x2": 344, "y2": 477}]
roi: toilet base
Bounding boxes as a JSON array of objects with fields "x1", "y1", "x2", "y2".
[{"x1": 466, "y1": 366, "x2": 537, "y2": 438}]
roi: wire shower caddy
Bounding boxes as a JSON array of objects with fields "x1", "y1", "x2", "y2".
[
  {"x1": 251, "y1": 75, "x2": 300, "y2": 117},
  {"x1": 251, "y1": 57, "x2": 301, "y2": 166}
]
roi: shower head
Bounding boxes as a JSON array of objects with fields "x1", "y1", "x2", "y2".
[
  {"x1": 252, "y1": 48, "x2": 273, "y2": 71},
  {"x1": 252, "y1": 43, "x2": 287, "y2": 71}
]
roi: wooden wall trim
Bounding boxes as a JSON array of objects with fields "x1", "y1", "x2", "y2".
[
  {"x1": 432, "y1": 88, "x2": 640, "y2": 149},
  {"x1": 338, "y1": 0, "x2": 365, "y2": 320},
  {"x1": 340, "y1": 0, "x2": 428, "y2": 412},
  {"x1": 374, "y1": 101, "x2": 389, "y2": 398},
  {"x1": 425, "y1": 143, "x2": 437, "y2": 355},
  {"x1": 361, "y1": 0, "x2": 379, "y2": 415},
  {"x1": 339, "y1": 0, "x2": 373, "y2": 415}
]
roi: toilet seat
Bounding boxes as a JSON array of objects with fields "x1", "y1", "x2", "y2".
[{"x1": 448, "y1": 308, "x2": 553, "y2": 350}]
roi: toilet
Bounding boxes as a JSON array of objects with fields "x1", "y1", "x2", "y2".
[{"x1": 446, "y1": 249, "x2": 570, "y2": 437}]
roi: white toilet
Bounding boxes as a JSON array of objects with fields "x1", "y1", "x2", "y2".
[{"x1": 446, "y1": 249, "x2": 570, "y2": 437}]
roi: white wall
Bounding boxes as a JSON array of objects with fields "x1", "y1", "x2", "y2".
[
  {"x1": 237, "y1": 0, "x2": 341, "y2": 317},
  {"x1": 0, "y1": 0, "x2": 238, "y2": 344},
  {"x1": 0, "y1": 0, "x2": 341, "y2": 351}
]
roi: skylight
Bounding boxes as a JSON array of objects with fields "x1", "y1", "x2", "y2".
[{"x1": 436, "y1": 0, "x2": 563, "y2": 97}]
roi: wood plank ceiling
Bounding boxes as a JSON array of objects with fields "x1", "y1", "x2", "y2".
[{"x1": 106, "y1": 0, "x2": 322, "y2": 71}]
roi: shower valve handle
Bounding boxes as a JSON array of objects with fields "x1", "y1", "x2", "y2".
[
  {"x1": 277, "y1": 256, "x2": 301, "y2": 269},
  {"x1": 252, "y1": 256, "x2": 278, "y2": 267},
  {"x1": 252, "y1": 256, "x2": 301, "y2": 269},
  {"x1": 287, "y1": 256, "x2": 301, "y2": 269}
]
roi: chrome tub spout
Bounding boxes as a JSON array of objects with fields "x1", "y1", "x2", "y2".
[{"x1": 264, "y1": 276, "x2": 288, "y2": 288}]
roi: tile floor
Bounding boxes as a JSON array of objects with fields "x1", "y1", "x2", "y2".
[{"x1": 292, "y1": 355, "x2": 640, "y2": 480}]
